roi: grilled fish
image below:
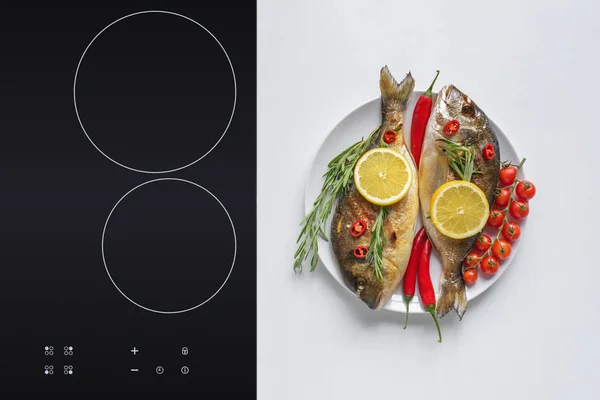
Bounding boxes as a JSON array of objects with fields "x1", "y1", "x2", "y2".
[
  {"x1": 331, "y1": 66, "x2": 419, "y2": 310},
  {"x1": 418, "y1": 84, "x2": 500, "y2": 319}
]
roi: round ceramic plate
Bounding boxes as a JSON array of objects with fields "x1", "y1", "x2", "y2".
[{"x1": 304, "y1": 91, "x2": 526, "y2": 314}]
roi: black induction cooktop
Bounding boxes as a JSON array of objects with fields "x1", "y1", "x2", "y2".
[{"x1": 0, "y1": 5, "x2": 256, "y2": 394}]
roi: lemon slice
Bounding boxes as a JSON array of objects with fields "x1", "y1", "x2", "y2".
[
  {"x1": 354, "y1": 148, "x2": 413, "y2": 206},
  {"x1": 430, "y1": 180, "x2": 490, "y2": 239}
]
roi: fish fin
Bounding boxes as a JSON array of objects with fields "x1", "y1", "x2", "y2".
[
  {"x1": 436, "y1": 277, "x2": 467, "y2": 320},
  {"x1": 379, "y1": 65, "x2": 415, "y2": 108}
]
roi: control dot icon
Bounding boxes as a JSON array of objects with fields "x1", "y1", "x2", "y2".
[
  {"x1": 44, "y1": 365, "x2": 54, "y2": 375},
  {"x1": 44, "y1": 346, "x2": 54, "y2": 356}
]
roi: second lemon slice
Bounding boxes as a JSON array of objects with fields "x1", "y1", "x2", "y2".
[
  {"x1": 430, "y1": 180, "x2": 490, "y2": 240},
  {"x1": 354, "y1": 148, "x2": 413, "y2": 206}
]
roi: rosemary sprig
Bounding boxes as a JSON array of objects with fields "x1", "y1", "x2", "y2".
[
  {"x1": 436, "y1": 138, "x2": 481, "y2": 182},
  {"x1": 294, "y1": 125, "x2": 381, "y2": 272},
  {"x1": 366, "y1": 205, "x2": 389, "y2": 281}
]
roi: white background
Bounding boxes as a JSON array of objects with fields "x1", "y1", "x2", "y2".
[{"x1": 257, "y1": 1, "x2": 600, "y2": 399}]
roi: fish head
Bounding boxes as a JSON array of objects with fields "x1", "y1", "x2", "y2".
[
  {"x1": 348, "y1": 264, "x2": 391, "y2": 310},
  {"x1": 431, "y1": 84, "x2": 487, "y2": 142}
]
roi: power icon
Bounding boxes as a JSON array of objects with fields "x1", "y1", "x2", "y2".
[{"x1": 182, "y1": 347, "x2": 188, "y2": 355}]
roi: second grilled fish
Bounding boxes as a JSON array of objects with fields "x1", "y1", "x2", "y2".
[{"x1": 418, "y1": 84, "x2": 500, "y2": 319}]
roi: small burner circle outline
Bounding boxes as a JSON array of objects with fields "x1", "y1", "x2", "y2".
[
  {"x1": 101, "y1": 178, "x2": 237, "y2": 314},
  {"x1": 73, "y1": 9, "x2": 237, "y2": 174}
]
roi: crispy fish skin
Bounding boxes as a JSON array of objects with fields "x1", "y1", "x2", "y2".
[
  {"x1": 331, "y1": 66, "x2": 419, "y2": 310},
  {"x1": 418, "y1": 84, "x2": 500, "y2": 319}
]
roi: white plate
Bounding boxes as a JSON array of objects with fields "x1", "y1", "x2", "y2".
[{"x1": 304, "y1": 91, "x2": 526, "y2": 314}]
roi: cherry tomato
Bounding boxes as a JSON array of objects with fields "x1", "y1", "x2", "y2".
[
  {"x1": 494, "y1": 188, "x2": 511, "y2": 208},
  {"x1": 443, "y1": 119, "x2": 460, "y2": 136},
  {"x1": 491, "y1": 239, "x2": 512, "y2": 261},
  {"x1": 516, "y1": 180, "x2": 536, "y2": 200},
  {"x1": 383, "y1": 130, "x2": 396, "y2": 144},
  {"x1": 474, "y1": 234, "x2": 493, "y2": 252},
  {"x1": 499, "y1": 166, "x2": 517, "y2": 186},
  {"x1": 480, "y1": 255, "x2": 499, "y2": 275},
  {"x1": 502, "y1": 222, "x2": 521, "y2": 241},
  {"x1": 464, "y1": 251, "x2": 481, "y2": 268},
  {"x1": 509, "y1": 200, "x2": 529, "y2": 220},
  {"x1": 482, "y1": 144, "x2": 495, "y2": 160},
  {"x1": 463, "y1": 268, "x2": 478, "y2": 285},
  {"x1": 487, "y1": 209, "x2": 505, "y2": 228}
]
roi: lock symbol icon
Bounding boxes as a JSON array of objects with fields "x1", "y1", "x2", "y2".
[{"x1": 182, "y1": 347, "x2": 188, "y2": 355}]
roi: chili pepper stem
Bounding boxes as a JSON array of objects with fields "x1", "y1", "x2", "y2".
[
  {"x1": 426, "y1": 305, "x2": 443, "y2": 343},
  {"x1": 403, "y1": 295, "x2": 413, "y2": 329},
  {"x1": 423, "y1": 70, "x2": 440, "y2": 98}
]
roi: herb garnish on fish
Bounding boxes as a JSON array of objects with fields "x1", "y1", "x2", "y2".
[
  {"x1": 366, "y1": 205, "x2": 389, "y2": 281},
  {"x1": 436, "y1": 138, "x2": 481, "y2": 182},
  {"x1": 294, "y1": 125, "x2": 381, "y2": 272}
]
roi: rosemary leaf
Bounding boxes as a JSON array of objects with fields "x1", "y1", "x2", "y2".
[{"x1": 366, "y1": 206, "x2": 390, "y2": 281}]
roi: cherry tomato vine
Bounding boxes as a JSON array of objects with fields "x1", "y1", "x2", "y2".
[{"x1": 462, "y1": 157, "x2": 535, "y2": 282}]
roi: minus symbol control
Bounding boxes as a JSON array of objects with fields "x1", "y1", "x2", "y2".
[{"x1": 130, "y1": 368, "x2": 139, "y2": 372}]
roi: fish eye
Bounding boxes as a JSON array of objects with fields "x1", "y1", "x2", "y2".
[
  {"x1": 356, "y1": 277, "x2": 366, "y2": 287},
  {"x1": 461, "y1": 103, "x2": 474, "y2": 117}
]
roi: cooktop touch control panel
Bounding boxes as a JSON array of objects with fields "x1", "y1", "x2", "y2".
[{"x1": 42, "y1": 345, "x2": 193, "y2": 376}]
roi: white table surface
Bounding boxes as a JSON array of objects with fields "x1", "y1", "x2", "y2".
[{"x1": 257, "y1": 1, "x2": 600, "y2": 399}]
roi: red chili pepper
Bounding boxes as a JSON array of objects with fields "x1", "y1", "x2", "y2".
[
  {"x1": 417, "y1": 238, "x2": 442, "y2": 343},
  {"x1": 482, "y1": 143, "x2": 495, "y2": 160},
  {"x1": 402, "y1": 226, "x2": 427, "y2": 329},
  {"x1": 443, "y1": 119, "x2": 460, "y2": 136},
  {"x1": 410, "y1": 70, "x2": 439, "y2": 168},
  {"x1": 353, "y1": 246, "x2": 368, "y2": 258},
  {"x1": 383, "y1": 130, "x2": 396, "y2": 144},
  {"x1": 349, "y1": 220, "x2": 367, "y2": 237}
]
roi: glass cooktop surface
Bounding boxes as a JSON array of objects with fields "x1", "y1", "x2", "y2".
[{"x1": 0, "y1": 5, "x2": 256, "y2": 394}]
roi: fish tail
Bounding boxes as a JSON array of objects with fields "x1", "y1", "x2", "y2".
[
  {"x1": 379, "y1": 65, "x2": 415, "y2": 109},
  {"x1": 435, "y1": 275, "x2": 467, "y2": 320}
]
